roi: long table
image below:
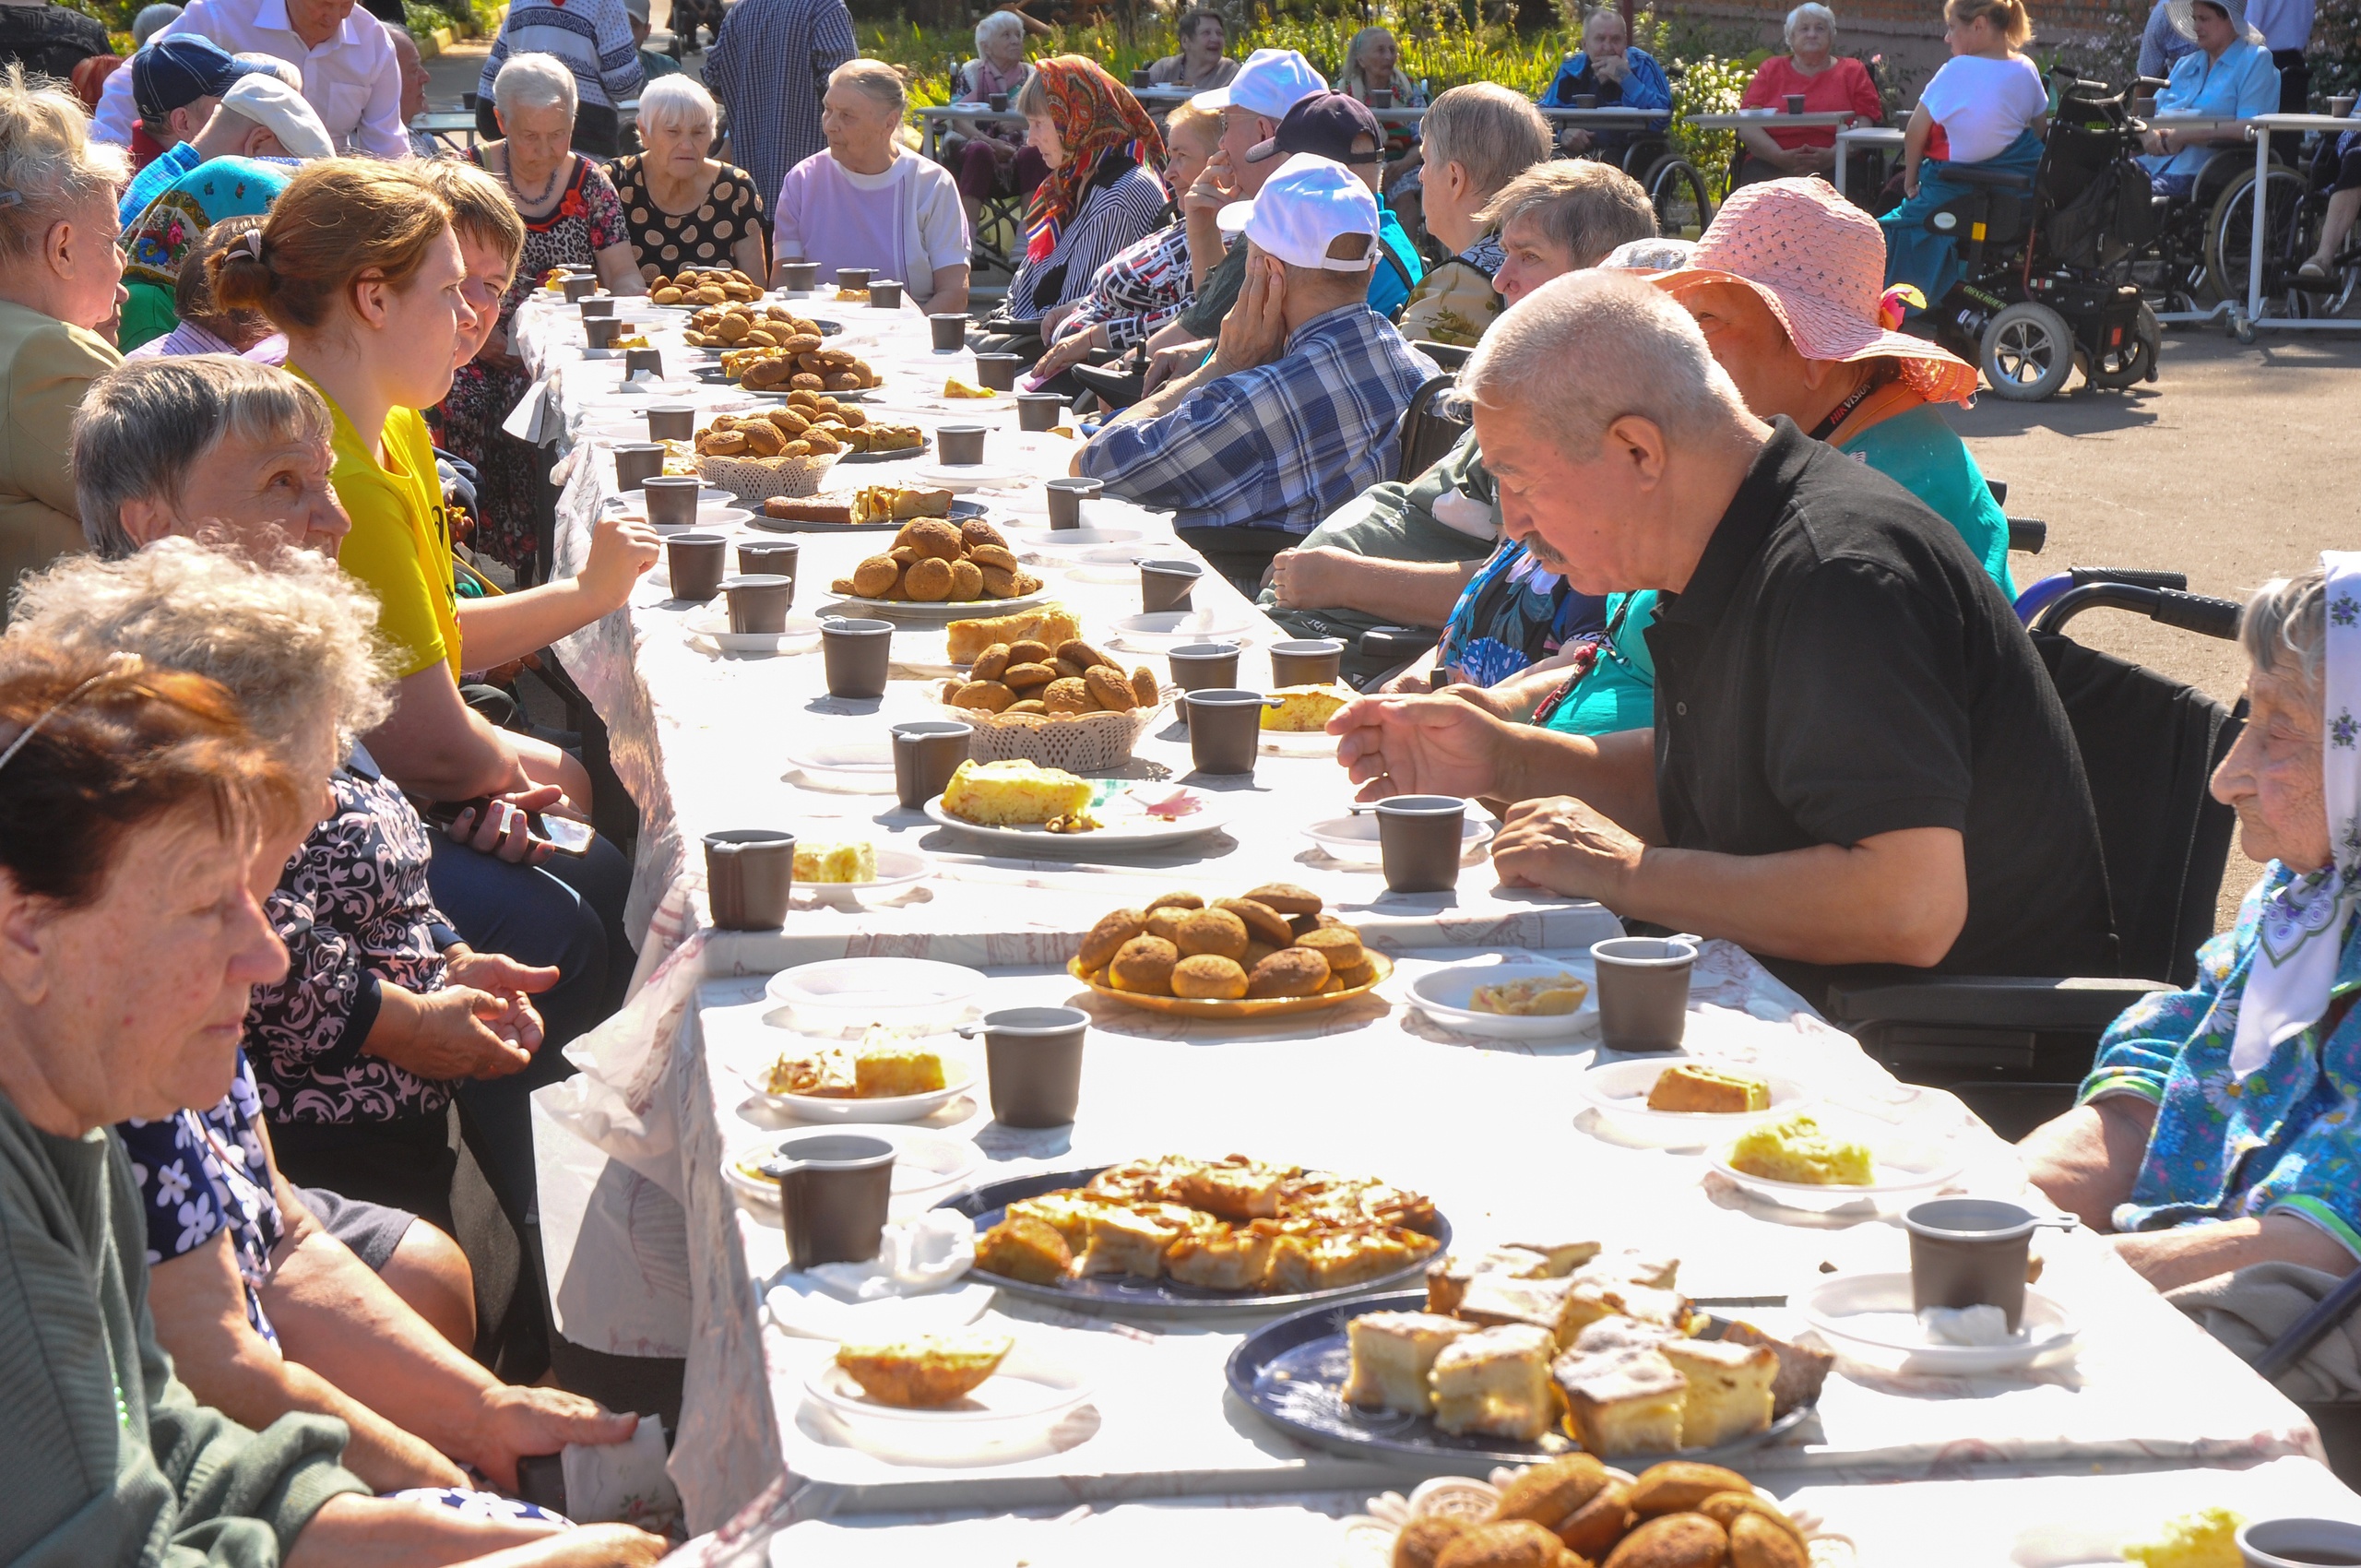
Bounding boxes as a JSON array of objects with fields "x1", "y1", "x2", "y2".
[{"x1": 507, "y1": 289, "x2": 2346, "y2": 1550}]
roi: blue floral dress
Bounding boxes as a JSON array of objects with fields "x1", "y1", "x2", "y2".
[
  {"x1": 1433, "y1": 539, "x2": 1608, "y2": 688},
  {"x1": 2080, "y1": 865, "x2": 2361, "y2": 1257},
  {"x1": 116, "y1": 1051, "x2": 286, "y2": 1344}
]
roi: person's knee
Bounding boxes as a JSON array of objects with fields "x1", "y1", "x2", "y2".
[{"x1": 381, "y1": 1219, "x2": 478, "y2": 1350}]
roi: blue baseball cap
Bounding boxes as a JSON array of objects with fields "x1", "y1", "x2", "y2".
[{"x1": 133, "y1": 34, "x2": 267, "y2": 122}]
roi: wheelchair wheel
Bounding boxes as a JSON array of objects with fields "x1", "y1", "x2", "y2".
[
  {"x1": 1643, "y1": 157, "x2": 1714, "y2": 241},
  {"x1": 2083, "y1": 302, "x2": 2163, "y2": 389},
  {"x1": 2204, "y1": 165, "x2": 2307, "y2": 306},
  {"x1": 1979, "y1": 301, "x2": 2076, "y2": 400}
]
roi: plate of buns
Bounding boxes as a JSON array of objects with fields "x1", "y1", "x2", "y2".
[
  {"x1": 1065, "y1": 885, "x2": 1390, "y2": 1018},
  {"x1": 1572, "y1": 1060, "x2": 1809, "y2": 1148},
  {"x1": 943, "y1": 1155, "x2": 1451, "y2": 1315}
]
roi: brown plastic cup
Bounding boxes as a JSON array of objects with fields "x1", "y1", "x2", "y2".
[
  {"x1": 1131, "y1": 66, "x2": 1151, "y2": 87},
  {"x1": 763, "y1": 1132, "x2": 896, "y2": 1269},
  {"x1": 1785, "y1": 92, "x2": 1808, "y2": 113},
  {"x1": 1374, "y1": 794, "x2": 1465, "y2": 894},
  {"x1": 821, "y1": 616, "x2": 894, "y2": 698},
  {"x1": 959, "y1": 1006, "x2": 1088, "y2": 1127},
  {"x1": 987, "y1": 89, "x2": 1010, "y2": 113},
  {"x1": 562, "y1": 274, "x2": 599, "y2": 302},
  {"x1": 1167, "y1": 641, "x2": 1240, "y2": 730},
  {"x1": 776, "y1": 259, "x2": 820, "y2": 291},
  {"x1": 1904, "y1": 1198, "x2": 2037, "y2": 1332},
  {"x1": 665, "y1": 531, "x2": 729, "y2": 601},
  {"x1": 1590, "y1": 935, "x2": 1696, "y2": 1051},
  {"x1": 1016, "y1": 392, "x2": 1065, "y2": 432},
  {"x1": 1370, "y1": 86, "x2": 1394, "y2": 109},
  {"x1": 836, "y1": 267, "x2": 874, "y2": 291},
  {"x1": 930, "y1": 313, "x2": 968, "y2": 351},
  {"x1": 1044, "y1": 476, "x2": 1099, "y2": 529},
  {"x1": 937, "y1": 424, "x2": 988, "y2": 465},
  {"x1": 723, "y1": 573, "x2": 794, "y2": 634},
  {"x1": 623, "y1": 346, "x2": 664, "y2": 380},
  {"x1": 1573, "y1": 92, "x2": 1599, "y2": 108},
  {"x1": 2336, "y1": 93, "x2": 2359, "y2": 118},
  {"x1": 972, "y1": 352, "x2": 1022, "y2": 391},
  {"x1": 613, "y1": 442, "x2": 667, "y2": 490},
  {"x1": 704, "y1": 827, "x2": 795, "y2": 929},
  {"x1": 1268, "y1": 637, "x2": 1345, "y2": 687},
  {"x1": 585, "y1": 316, "x2": 623, "y2": 349},
  {"x1": 1139, "y1": 557, "x2": 1203, "y2": 613},
  {"x1": 1185, "y1": 687, "x2": 1278, "y2": 775},
  {"x1": 642, "y1": 474, "x2": 704, "y2": 527},
  {"x1": 647, "y1": 404, "x2": 697, "y2": 441},
  {"x1": 578, "y1": 296, "x2": 616, "y2": 318},
  {"x1": 868, "y1": 279, "x2": 904, "y2": 310},
  {"x1": 892, "y1": 719, "x2": 973, "y2": 809},
  {"x1": 736, "y1": 538, "x2": 801, "y2": 581}
]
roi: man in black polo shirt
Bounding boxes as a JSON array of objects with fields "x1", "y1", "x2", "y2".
[{"x1": 1330, "y1": 269, "x2": 2115, "y2": 987}]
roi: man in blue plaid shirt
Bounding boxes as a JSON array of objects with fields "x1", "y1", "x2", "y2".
[{"x1": 1075, "y1": 153, "x2": 1440, "y2": 586}]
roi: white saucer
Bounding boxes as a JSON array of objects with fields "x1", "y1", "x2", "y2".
[
  {"x1": 1706, "y1": 1117, "x2": 1966, "y2": 1214},
  {"x1": 792, "y1": 845, "x2": 934, "y2": 906},
  {"x1": 1573, "y1": 1057, "x2": 1811, "y2": 1147},
  {"x1": 726, "y1": 1123, "x2": 983, "y2": 1210},
  {"x1": 740, "y1": 1049, "x2": 979, "y2": 1123},
  {"x1": 1801, "y1": 1272, "x2": 2079, "y2": 1372},
  {"x1": 765, "y1": 956, "x2": 986, "y2": 1035},
  {"x1": 1405, "y1": 956, "x2": 1598, "y2": 1040},
  {"x1": 783, "y1": 736, "x2": 896, "y2": 790},
  {"x1": 685, "y1": 611, "x2": 821, "y2": 655},
  {"x1": 1106, "y1": 608, "x2": 1253, "y2": 651},
  {"x1": 912, "y1": 460, "x2": 1033, "y2": 492},
  {"x1": 801, "y1": 1341, "x2": 1095, "y2": 1463},
  {"x1": 1303, "y1": 813, "x2": 1487, "y2": 866}
]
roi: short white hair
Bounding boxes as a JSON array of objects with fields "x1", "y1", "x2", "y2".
[
  {"x1": 636, "y1": 72, "x2": 717, "y2": 140},
  {"x1": 1784, "y1": 2, "x2": 1838, "y2": 45},
  {"x1": 131, "y1": 3, "x2": 181, "y2": 46},
  {"x1": 974, "y1": 9, "x2": 1025, "y2": 57},
  {"x1": 829, "y1": 57, "x2": 906, "y2": 116},
  {"x1": 1583, "y1": 6, "x2": 1628, "y2": 41},
  {"x1": 1462, "y1": 269, "x2": 1746, "y2": 456},
  {"x1": 494, "y1": 52, "x2": 577, "y2": 118},
  {"x1": 2242, "y1": 568, "x2": 2328, "y2": 700}
]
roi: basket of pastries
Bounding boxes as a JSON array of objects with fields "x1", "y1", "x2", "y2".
[
  {"x1": 938, "y1": 628, "x2": 1169, "y2": 773},
  {"x1": 829, "y1": 517, "x2": 1046, "y2": 606},
  {"x1": 647, "y1": 266, "x2": 765, "y2": 305},
  {"x1": 692, "y1": 394, "x2": 907, "y2": 499},
  {"x1": 1068, "y1": 885, "x2": 1392, "y2": 1019},
  {"x1": 1370, "y1": 1456, "x2": 1820, "y2": 1568}
]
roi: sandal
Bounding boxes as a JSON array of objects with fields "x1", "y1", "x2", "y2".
[{"x1": 2297, "y1": 258, "x2": 2331, "y2": 282}]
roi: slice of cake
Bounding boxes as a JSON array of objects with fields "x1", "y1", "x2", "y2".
[
  {"x1": 793, "y1": 840, "x2": 878, "y2": 884},
  {"x1": 1498, "y1": 1235, "x2": 1604, "y2": 1277},
  {"x1": 1425, "y1": 1246, "x2": 1553, "y2": 1315},
  {"x1": 1175, "y1": 1158, "x2": 1287, "y2": 1220},
  {"x1": 1074, "y1": 1205, "x2": 1187, "y2": 1279},
  {"x1": 1004, "y1": 1191, "x2": 1114, "y2": 1249},
  {"x1": 1658, "y1": 1336, "x2": 1779, "y2": 1448},
  {"x1": 1726, "y1": 1112, "x2": 1876, "y2": 1186},
  {"x1": 1554, "y1": 1347, "x2": 1687, "y2": 1458},
  {"x1": 1430, "y1": 1324, "x2": 1556, "y2": 1442},
  {"x1": 1571, "y1": 1315, "x2": 1681, "y2": 1359},
  {"x1": 974, "y1": 1215, "x2": 1072, "y2": 1285},
  {"x1": 1267, "y1": 1226, "x2": 1438, "y2": 1293},
  {"x1": 1572, "y1": 1249, "x2": 1681, "y2": 1291},
  {"x1": 1646, "y1": 1062, "x2": 1772, "y2": 1114},
  {"x1": 1456, "y1": 1273, "x2": 1582, "y2": 1349},
  {"x1": 852, "y1": 1041, "x2": 943, "y2": 1099},
  {"x1": 1561, "y1": 1278, "x2": 1692, "y2": 1340},
  {"x1": 1259, "y1": 683, "x2": 1352, "y2": 733},
  {"x1": 1342, "y1": 1311, "x2": 1479, "y2": 1415},
  {"x1": 1718, "y1": 1321, "x2": 1835, "y2": 1419},
  {"x1": 938, "y1": 759, "x2": 1095, "y2": 826},
  {"x1": 1165, "y1": 1218, "x2": 1278, "y2": 1289},
  {"x1": 1469, "y1": 972, "x2": 1591, "y2": 1016},
  {"x1": 834, "y1": 1331, "x2": 1013, "y2": 1408}
]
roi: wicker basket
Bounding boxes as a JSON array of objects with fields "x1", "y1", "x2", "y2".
[
  {"x1": 933, "y1": 679, "x2": 1175, "y2": 774},
  {"x1": 697, "y1": 448, "x2": 838, "y2": 501}
]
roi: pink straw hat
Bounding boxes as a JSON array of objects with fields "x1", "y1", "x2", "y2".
[{"x1": 1653, "y1": 177, "x2": 1980, "y2": 409}]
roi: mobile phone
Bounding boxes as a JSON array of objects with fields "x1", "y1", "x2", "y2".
[{"x1": 426, "y1": 797, "x2": 595, "y2": 856}]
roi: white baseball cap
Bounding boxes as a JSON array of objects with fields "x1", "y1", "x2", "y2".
[
  {"x1": 1191, "y1": 47, "x2": 1326, "y2": 118},
  {"x1": 1216, "y1": 153, "x2": 1379, "y2": 272},
  {"x1": 220, "y1": 73, "x2": 333, "y2": 159}
]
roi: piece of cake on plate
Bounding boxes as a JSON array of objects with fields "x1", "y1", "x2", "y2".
[
  {"x1": 1342, "y1": 1311, "x2": 1480, "y2": 1416},
  {"x1": 1165, "y1": 1218, "x2": 1279, "y2": 1289},
  {"x1": 1554, "y1": 1347, "x2": 1688, "y2": 1457},
  {"x1": 1456, "y1": 1273, "x2": 1583, "y2": 1349},
  {"x1": 1645, "y1": 1062, "x2": 1772, "y2": 1113},
  {"x1": 852, "y1": 1040, "x2": 943, "y2": 1099},
  {"x1": 938, "y1": 758, "x2": 1095, "y2": 826},
  {"x1": 1658, "y1": 1336, "x2": 1779, "y2": 1447},
  {"x1": 1430, "y1": 1324, "x2": 1556, "y2": 1441},
  {"x1": 1426, "y1": 1246, "x2": 1555, "y2": 1315},
  {"x1": 1572, "y1": 1249, "x2": 1681, "y2": 1291},
  {"x1": 1497, "y1": 1234, "x2": 1605, "y2": 1277},
  {"x1": 1561, "y1": 1277, "x2": 1692, "y2": 1340}
]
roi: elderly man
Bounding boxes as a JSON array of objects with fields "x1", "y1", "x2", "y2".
[
  {"x1": 1540, "y1": 6, "x2": 1672, "y2": 162},
  {"x1": 387, "y1": 24, "x2": 442, "y2": 158},
  {"x1": 112, "y1": 33, "x2": 267, "y2": 184},
  {"x1": 1330, "y1": 271, "x2": 2114, "y2": 995},
  {"x1": 1076, "y1": 153, "x2": 1438, "y2": 586},
  {"x1": 116, "y1": 69, "x2": 333, "y2": 231},
  {"x1": 94, "y1": 0, "x2": 409, "y2": 158},
  {"x1": 705, "y1": 0, "x2": 854, "y2": 217}
]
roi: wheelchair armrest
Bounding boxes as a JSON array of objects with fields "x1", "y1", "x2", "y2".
[
  {"x1": 1946, "y1": 165, "x2": 2035, "y2": 190},
  {"x1": 1823, "y1": 974, "x2": 2168, "y2": 1034}
]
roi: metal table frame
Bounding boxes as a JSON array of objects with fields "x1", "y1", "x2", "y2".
[
  {"x1": 2236, "y1": 112, "x2": 2361, "y2": 338},
  {"x1": 2133, "y1": 115, "x2": 2258, "y2": 327}
]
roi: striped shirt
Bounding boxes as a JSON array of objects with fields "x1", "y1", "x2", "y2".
[
  {"x1": 480, "y1": 0, "x2": 643, "y2": 113},
  {"x1": 705, "y1": 0, "x2": 855, "y2": 214},
  {"x1": 1078, "y1": 303, "x2": 1440, "y2": 535},
  {"x1": 1002, "y1": 153, "x2": 1170, "y2": 323},
  {"x1": 1050, "y1": 217, "x2": 1192, "y2": 351}
]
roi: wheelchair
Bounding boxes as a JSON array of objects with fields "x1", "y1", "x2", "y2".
[
  {"x1": 1912, "y1": 76, "x2": 2165, "y2": 400},
  {"x1": 2192, "y1": 122, "x2": 2361, "y2": 333}
]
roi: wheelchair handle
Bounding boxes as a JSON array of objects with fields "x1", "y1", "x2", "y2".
[
  {"x1": 2153, "y1": 588, "x2": 2243, "y2": 640},
  {"x1": 2030, "y1": 579, "x2": 2240, "y2": 639},
  {"x1": 2070, "y1": 565, "x2": 2187, "y2": 591}
]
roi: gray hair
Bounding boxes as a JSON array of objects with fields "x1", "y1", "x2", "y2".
[
  {"x1": 636, "y1": 72, "x2": 718, "y2": 141},
  {"x1": 1582, "y1": 6, "x2": 1628, "y2": 40},
  {"x1": 830, "y1": 58, "x2": 907, "y2": 116},
  {"x1": 0, "y1": 65, "x2": 129, "y2": 265},
  {"x1": 1461, "y1": 269, "x2": 1746, "y2": 455},
  {"x1": 238, "y1": 50, "x2": 303, "y2": 89},
  {"x1": 1784, "y1": 2, "x2": 1838, "y2": 45},
  {"x1": 974, "y1": 9, "x2": 1026, "y2": 57},
  {"x1": 6, "y1": 538, "x2": 393, "y2": 748},
  {"x1": 1478, "y1": 159, "x2": 1658, "y2": 270},
  {"x1": 494, "y1": 52, "x2": 577, "y2": 119},
  {"x1": 2241, "y1": 568, "x2": 2329, "y2": 699},
  {"x1": 1422, "y1": 84, "x2": 1550, "y2": 208},
  {"x1": 73, "y1": 357, "x2": 334, "y2": 560},
  {"x1": 1602, "y1": 235, "x2": 1695, "y2": 269},
  {"x1": 131, "y1": 3, "x2": 183, "y2": 46}
]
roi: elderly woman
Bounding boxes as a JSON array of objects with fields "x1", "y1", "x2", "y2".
[
  {"x1": 2139, "y1": 0, "x2": 2280, "y2": 197},
  {"x1": 1340, "y1": 26, "x2": 1426, "y2": 196},
  {"x1": 945, "y1": 8, "x2": 1047, "y2": 232},
  {"x1": 991, "y1": 55, "x2": 1169, "y2": 336},
  {"x1": 1735, "y1": 4, "x2": 1883, "y2": 184},
  {"x1": 770, "y1": 59, "x2": 971, "y2": 314},
  {"x1": 124, "y1": 210, "x2": 290, "y2": 362},
  {"x1": 2020, "y1": 560, "x2": 2361, "y2": 1295},
  {"x1": 1540, "y1": 8, "x2": 1672, "y2": 163},
  {"x1": 440, "y1": 53, "x2": 641, "y2": 573},
  {"x1": 609, "y1": 74, "x2": 769, "y2": 283},
  {"x1": 1394, "y1": 85, "x2": 1551, "y2": 349},
  {"x1": 1146, "y1": 6, "x2": 1237, "y2": 90},
  {"x1": 117, "y1": 146, "x2": 299, "y2": 352},
  {"x1": 0, "y1": 647, "x2": 666, "y2": 1565},
  {"x1": 0, "y1": 65, "x2": 125, "y2": 611}
]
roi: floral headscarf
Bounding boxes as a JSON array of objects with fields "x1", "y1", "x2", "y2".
[
  {"x1": 2232, "y1": 550, "x2": 2361, "y2": 1079},
  {"x1": 122, "y1": 156, "x2": 296, "y2": 291},
  {"x1": 1022, "y1": 55, "x2": 1166, "y2": 265}
]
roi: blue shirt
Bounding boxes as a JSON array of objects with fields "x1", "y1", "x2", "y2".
[
  {"x1": 1539, "y1": 46, "x2": 1672, "y2": 125},
  {"x1": 1370, "y1": 206, "x2": 1423, "y2": 321},
  {"x1": 1078, "y1": 303, "x2": 1440, "y2": 534},
  {"x1": 2142, "y1": 39, "x2": 2280, "y2": 178},
  {"x1": 117, "y1": 140, "x2": 202, "y2": 229}
]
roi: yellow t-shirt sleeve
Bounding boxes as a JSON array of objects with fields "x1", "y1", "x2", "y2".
[{"x1": 338, "y1": 484, "x2": 448, "y2": 680}]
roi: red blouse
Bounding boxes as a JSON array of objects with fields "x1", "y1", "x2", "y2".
[{"x1": 1738, "y1": 54, "x2": 1883, "y2": 149}]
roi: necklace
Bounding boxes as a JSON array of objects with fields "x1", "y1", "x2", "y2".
[{"x1": 502, "y1": 148, "x2": 566, "y2": 212}]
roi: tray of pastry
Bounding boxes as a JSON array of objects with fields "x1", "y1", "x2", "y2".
[
  {"x1": 941, "y1": 1156, "x2": 1451, "y2": 1317},
  {"x1": 1226, "y1": 1251, "x2": 1825, "y2": 1472}
]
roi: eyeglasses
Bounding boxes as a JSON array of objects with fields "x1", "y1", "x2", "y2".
[{"x1": 0, "y1": 652, "x2": 148, "y2": 778}]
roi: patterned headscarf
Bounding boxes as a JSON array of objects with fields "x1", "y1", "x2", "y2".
[
  {"x1": 2231, "y1": 550, "x2": 2361, "y2": 1079},
  {"x1": 1022, "y1": 55, "x2": 1166, "y2": 266},
  {"x1": 122, "y1": 155, "x2": 296, "y2": 291}
]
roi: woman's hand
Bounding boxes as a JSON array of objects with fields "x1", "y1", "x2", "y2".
[
  {"x1": 368, "y1": 983, "x2": 540, "y2": 1080},
  {"x1": 1903, "y1": 160, "x2": 1920, "y2": 198},
  {"x1": 1033, "y1": 322, "x2": 1106, "y2": 379},
  {"x1": 449, "y1": 785, "x2": 565, "y2": 864},
  {"x1": 579, "y1": 511, "x2": 663, "y2": 612},
  {"x1": 442, "y1": 945, "x2": 560, "y2": 1014},
  {"x1": 464, "y1": 1386, "x2": 639, "y2": 1491}
]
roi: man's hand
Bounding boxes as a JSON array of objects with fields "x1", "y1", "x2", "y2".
[
  {"x1": 1329, "y1": 692, "x2": 1513, "y2": 802},
  {"x1": 1184, "y1": 148, "x2": 1235, "y2": 219},
  {"x1": 578, "y1": 511, "x2": 662, "y2": 613},
  {"x1": 1559, "y1": 125, "x2": 1594, "y2": 154},
  {"x1": 465, "y1": 1385, "x2": 638, "y2": 1491},
  {"x1": 448, "y1": 784, "x2": 566, "y2": 864},
  {"x1": 1489, "y1": 793, "x2": 1646, "y2": 901},
  {"x1": 1143, "y1": 337, "x2": 1211, "y2": 393},
  {"x1": 1266, "y1": 545, "x2": 1357, "y2": 610},
  {"x1": 1033, "y1": 323, "x2": 1104, "y2": 380},
  {"x1": 1207, "y1": 252, "x2": 1289, "y2": 380},
  {"x1": 443, "y1": 945, "x2": 560, "y2": 1010}
]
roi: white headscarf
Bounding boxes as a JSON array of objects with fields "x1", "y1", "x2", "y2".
[{"x1": 2230, "y1": 550, "x2": 2361, "y2": 1079}]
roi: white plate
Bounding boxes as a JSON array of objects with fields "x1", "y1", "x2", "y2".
[
  {"x1": 1706, "y1": 1121, "x2": 1966, "y2": 1213},
  {"x1": 765, "y1": 956, "x2": 987, "y2": 1035},
  {"x1": 685, "y1": 611, "x2": 822, "y2": 655},
  {"x1": 725, "y1": 1123, "x2": 983, "y2": 1208},
  {"x1": 1302, "y1": 814, "x2": 1489, "y2": 864},
  {"x1": 1801, "y1": 1272, "x2": 2078, "y2": 1372},
  {"x1": 765, "y1": 1276, "x2": 998, "y2": 1342},
  {"x1": 742, "y1": 1048, "x2": 979, "y2": 1123},
  {"x1": 622, "y1": 506, "x2": 753, "y2": 534},
  {"x1": 825, "y1": 588, "x2": 1050, "y2": 622},
  {"x1": 911, "y1": 460, "x2": 1035, "y2": 492},
  {"x1": 1106, "y1": 608, "x2": 1254, "y2": 651},
  {"x1": 783, "y1": 735, "x2": 896, "y2": 790},
  {"x1": 1004, "y1": 525, "x2": 1145, "y2": 549},
  {"x1": 921, "y1": 785, "x2": 1228, "y2": 850},
  {"x1": 1406, "y1": 956, "x2": 1599, "y2": 1040},
  {"x1": 1573, "y1": 1058, "x2": 1811, "y2": 1147},
  {"x1": 603, "y1": 485, "x2": 734, "y2": 511},
  {"x1": 801, "y1": 1341, "x2": 1095, "y2": 1462},
  {"x1": 793, "y1": 845, "x2": 933, "y2": 906}
]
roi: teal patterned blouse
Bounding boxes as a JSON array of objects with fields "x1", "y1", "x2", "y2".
[{"x1": 2080, "y1": 865, "x2": 2361, "y2": 1258}]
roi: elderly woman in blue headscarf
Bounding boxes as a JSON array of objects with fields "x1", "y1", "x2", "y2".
[
  {"x1": 2136, "y1": 0, "x2": 2279, "y2": 197},
  {"x1": 2020, "y1": 556, "x2": 2361, "y2": 1295}
]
